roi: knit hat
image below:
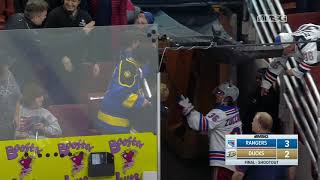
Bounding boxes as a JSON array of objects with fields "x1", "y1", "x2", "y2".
[{"x1": 143, "y1": 11, "x2": 154, "y2": 24}]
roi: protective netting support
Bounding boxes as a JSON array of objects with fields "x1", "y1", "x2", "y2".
[{"x1": 246, "y1": 0, "x2": 320, "y2": 178}]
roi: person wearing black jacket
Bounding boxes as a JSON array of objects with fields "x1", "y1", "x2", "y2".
[
  {"x1": 6, "y1": 0, "x2": 49, "y2": 92},
  {"x1": 7, "y1": 0, "x2": 48, "y2": 29}
]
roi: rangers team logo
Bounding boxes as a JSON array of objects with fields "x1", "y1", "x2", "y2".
[{"x1": 227, "y1": 140, "x2": 235, "y2": 148}]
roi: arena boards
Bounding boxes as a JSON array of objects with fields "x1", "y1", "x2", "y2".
[{"x1": 0, "y1": 133, "x2": 157, "y2": 180}]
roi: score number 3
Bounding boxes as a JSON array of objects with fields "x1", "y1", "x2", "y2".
[{"x1": 285, "y1": 140, "x2": 290, "y2": 148}]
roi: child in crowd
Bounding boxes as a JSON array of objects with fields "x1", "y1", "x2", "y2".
[{"x1": 16, "y1": 83, "x2": 62, "y2": 139}]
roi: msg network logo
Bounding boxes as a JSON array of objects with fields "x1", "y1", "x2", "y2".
[{"x1": 257, "y1": 14, "x2": 287, "y2": 22}]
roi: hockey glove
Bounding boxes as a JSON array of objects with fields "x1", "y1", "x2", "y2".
[{"x1": 178, "y1": 95, "x2": 194, "y2": 116}]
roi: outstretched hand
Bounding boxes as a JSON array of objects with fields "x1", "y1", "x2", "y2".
[
  {"x1": 62, "y1": 56, "x2": 73, "y2": 72},
  {"x1": 83, "y1": 21, "x2": 95, "y2": 34},
  {"x1": 142, "y1": 99, "x2": 151, "y2": 108},
  {"x1": 93, "y1": 63, "x2": 100, "y2": 77},
  {"x1": 178, "y1": 95, "x2": 194, "y2": 116}
]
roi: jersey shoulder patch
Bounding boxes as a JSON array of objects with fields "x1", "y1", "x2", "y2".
[{"x1": 118, "y1": 58, "x2": 139, "y2": 87}]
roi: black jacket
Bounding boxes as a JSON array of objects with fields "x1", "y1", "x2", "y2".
[{"x1": 5, "y1": 13, "x2": 42, "y2": 29}]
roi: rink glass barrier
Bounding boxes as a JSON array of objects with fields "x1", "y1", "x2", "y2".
[{"x1": 0, "y1": 25, "x2": 158, "y2": 179}]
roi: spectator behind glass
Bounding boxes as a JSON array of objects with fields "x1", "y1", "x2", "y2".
[
  {"x1": 7, "y1": 0, "x2": 48, "y2": 29},
  {"x1": 232, "y1": 112, "x2": 294, "y2": 180},
  {"x1": 45, "y1": 0, "x2": 94, "y2": 28},
  {"x1": 6, "y1": 0, "x2": 48, "y2": 98},
  {"x1": 0, "y1": 61, "x2": 22, "y2": 140},
  {"x1": 16, "y1": 83, "x2": 62, "y2": 139},
  {"x1": 134, "y1": 11, "x2": 154, "y2": 24},
  {"x1": 44, "y1": 0, "x2": 95, "y2": 68},
  {"x1": 44, "y1": 0, "x2": 96, "y2": 104}
]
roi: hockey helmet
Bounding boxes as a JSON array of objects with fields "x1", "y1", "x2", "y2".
[
  {"x1": 214, "y1": 82, "x2": 239, "y2": 102},
  {"x1": 275, "y1": 33, "x2": 294, "y2": 48}
]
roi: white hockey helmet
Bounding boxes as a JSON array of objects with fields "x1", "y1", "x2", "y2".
[
  {"x1": 215, "y1": 82, "x2": 239, "y2": 102},
  {"x1": 275, "y1": 33, "x2": 294, "y2": 48}
]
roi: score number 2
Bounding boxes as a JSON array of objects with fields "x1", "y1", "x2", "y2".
[{"x1": 285, "y1": 151, "x2": 290, "y2": 158}]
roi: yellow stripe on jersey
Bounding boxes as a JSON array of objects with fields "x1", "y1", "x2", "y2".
[{"x1": 97, "y1": 111, "x2": 129, "y2": 127}]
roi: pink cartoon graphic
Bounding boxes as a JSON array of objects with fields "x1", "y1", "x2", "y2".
[
  {"x1": 121, "y1": 150, "x2": 137, "y2": 174},
  {"x1": 71, "y1": 152, "x2": 84, "y2": 176},
  {"x1": 19, "y1": 155, "x2": 33, "y2": 180}
]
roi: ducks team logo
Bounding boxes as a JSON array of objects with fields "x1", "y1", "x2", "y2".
[
  {"x1": 71, "y1": 152, "x2": 85, "y2": 176},
  {"x1": 19, "y1": 154, "x2": 34, "y2": 179},
  {"x1": 121, "y1": 149, "x2": 137, "y2": 174}
]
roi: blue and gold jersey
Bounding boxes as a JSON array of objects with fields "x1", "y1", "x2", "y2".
[{"x1": 98, "y1": 55, "x2": 146, "y2": 128}]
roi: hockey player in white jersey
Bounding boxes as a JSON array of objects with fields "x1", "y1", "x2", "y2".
[
  {"x1": 261, "y1": 23, "x2": 320, "y2": 96},
  {"x1": 178, "y1": 82, "x2": 242, "y2": 180}
]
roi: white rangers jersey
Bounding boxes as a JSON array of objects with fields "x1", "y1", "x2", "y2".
[
  {"x1": 262, "y1": 23, "x2": 320, "y2": 90},
  {"x1": 186, "y1": 105, "x2": 242, "y2": 171}
]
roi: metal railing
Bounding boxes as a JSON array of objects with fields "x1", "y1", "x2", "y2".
[{"x1": 246, "y1": 0, "x2": 320, "y2": 178}]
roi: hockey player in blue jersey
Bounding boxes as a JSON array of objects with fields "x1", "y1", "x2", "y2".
[
  {"x1": 95, "y1": 42, "x2": 151, "y2": 134},
  {"x1": 261, "y1": 23, "x2": 320, "y2": 96},
  {"x1": 178, "y1": 82, "x2": 242, "y2": 180}
]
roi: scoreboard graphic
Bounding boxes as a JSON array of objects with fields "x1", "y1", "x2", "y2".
[{"x1": 225, "y1": 135, "x2": 298, "y2": 165}]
